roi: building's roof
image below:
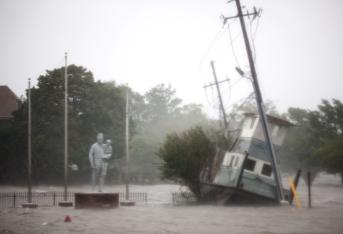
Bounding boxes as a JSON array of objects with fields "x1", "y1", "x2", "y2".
[
  {"x1": 243, "y1": 112, "x2": 294, "y2": 127},
  {"x1": 0, "y1": 86, "x2": 19, "y2": 119}
]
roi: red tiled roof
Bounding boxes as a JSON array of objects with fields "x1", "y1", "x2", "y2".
[{"x1": 0, "y1": 86, "x2": 19, "y2": 119}]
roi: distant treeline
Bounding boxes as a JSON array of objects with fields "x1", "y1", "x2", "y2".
[
  {"x1": 0, "y1": 65, "x2": 342, "y2": 185},
  {"x1": 0, "y1": 65, "x2": 209, "y2": 185}
]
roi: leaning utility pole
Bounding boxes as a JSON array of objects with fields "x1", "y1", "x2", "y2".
[
  {"x1": 63, "y1": 52, "x2": 69, "y2": 201},
  {"x1": 230, "y1": 0, "x2": 284, "y2": 201},
  {"x1": 210, "y1": 61, "x2": 228, "y2": 129}
]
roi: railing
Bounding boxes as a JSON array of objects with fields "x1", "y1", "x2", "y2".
[
  {"x1": 171, "y1": 192, "x2": 197, "y2": 205},
  {"x1": 0, "y1": 191, "x2": 148, "y2": 209}
]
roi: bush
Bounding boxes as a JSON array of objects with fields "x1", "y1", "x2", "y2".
[{"x1": 157, "y1": 126, "x2": 215, "y2": 198}]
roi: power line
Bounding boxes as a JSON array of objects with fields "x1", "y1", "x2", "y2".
[
  {"x1": 227, "y1": 22, "x2": 241, "y2": 68},
  {"x1": 249, "y1": 18, "x2": 257, "y2": 62},
  {"x1": 247, "y1": 9, "x2": 262, "y2": 62},
  {"x1": 226, "y1": 92, "x2": 255, "y2": 125},
  {"x1": 204, "y1": 86, "x2": 219, "y2": 109},
  {"x1": 199, "y1": 26, "x2": 226, "y2": 69},
  {"x1": 213, "y1": 27, "x2": 241, "y2": 62},
  {"x1": 252, "y1": 14, "x2": 261, "y2": 41}
]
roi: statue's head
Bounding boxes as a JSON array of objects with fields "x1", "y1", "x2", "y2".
[{"x1": 97, "y1": 133, "x2": 104, "y2": 144}]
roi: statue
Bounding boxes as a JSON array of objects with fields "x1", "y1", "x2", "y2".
[
  {"x1": 89, "y1": 133, "x2": 112, "y2": 192},
  {"x1": 103, "y1": 139, "x2": 112, "y2": 161},
  {"x1": 102, "y1": 139, "x2": 112, "y2": 176}
]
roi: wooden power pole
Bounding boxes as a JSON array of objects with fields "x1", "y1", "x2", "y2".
[
  {"x1": 221, "y1": 0, "x2": 284, "y2": 201},
  {"x1": 210, "y1": 61, "x2": 228, "y2": 129},
  {"x1": 232, "y1": 0, "x2": 284, "y2": 201}
]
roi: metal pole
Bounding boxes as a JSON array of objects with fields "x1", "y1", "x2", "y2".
[
  {"x1": 125, "y1": 85, "x2": 129, "y2": 200},
  {"x1": 289, "y1": 169, "x2": 302, "y2": 205},
  {"x1": 210, "y1": 61, "x2": 228, "y2": 129},
  {"x1": 27, "y1": 78, "x2": 32, "y2": 203},
  {"x1": 233, "y1": 0, "x2": 283, "y2": 202},
  {"x1": 64, "y1": 52, "x2": 68, "y2": 201},
  {"x1": 307, "y1": 171, "x2": 312, "y2": 208}
]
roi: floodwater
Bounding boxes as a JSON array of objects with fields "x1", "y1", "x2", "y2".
[{"x1": 0, "y1": 173, "x2": 343, "y2": 234}]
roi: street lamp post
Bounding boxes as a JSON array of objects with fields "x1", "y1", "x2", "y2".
[
  {"x1": 22, "y1": 78, "x2": 38, "y2": 208},
  {"x1": 28, "y1": 78, "x2": 32, "y2": 204},
  {"x1": 120, "y1": 85, "x2": 135, "y2": 206},
  {"x1": 64, "y1": 52, "x2": 68, "y2": 202}
]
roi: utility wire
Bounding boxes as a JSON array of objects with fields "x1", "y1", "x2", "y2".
[
  {"x1": 227, "y1": 22, "x2": 241, "y2": 68},
  {"x1": 213, "y1": 28, "x2": 241, "y2": 62},
  {"x1": 227, "y1": 92, "x2": 255, "y2": 126},
  {"x1": 249, "y1": 17, "x2": 260, "y2": 62},
  {"x1": 204, "y1": 84, "x2": 220, "y2": 110},
  {"x1": 249, "y1": 18, "x2": 256, "y2": 62},
  {"x1": 253, "y1": 14, "x2": 261, "y2": 42},
  {"x1": 248, "y1": 11, "x2": 261, "y2": 63},
  {"x1": 199, "y1": 27, "x2": 226, "y2": 69}
]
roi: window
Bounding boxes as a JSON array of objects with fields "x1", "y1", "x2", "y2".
[
  {"x1": 244, "y1": 119, "x2": 251, "y2": 128},
  {"x1": 250, "y1": 118, "x2": 256, "y2": 129},
  {"x1": 234, "y1": 156, "x2": 239, "y2": 167},
  {"x1": 272, "y1": 125, "x2": 280, "y2": 137},
  {"x1": 229, "y1": 156, "x2": 235, "y2": 167},
  {"x1": 223, "y1": 154, "x2": 234, "y2": 167},
  {"x1": 244, "y1": 158, "x2": 256, "y2": 172},
  {"x1": 261, "y1": 164, "x2": 272, "y2": 177}
]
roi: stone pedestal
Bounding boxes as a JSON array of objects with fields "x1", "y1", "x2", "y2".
[
  {"x1": 22, "y1": 203, "x2": 38, "y2": 208},
  {"x1": 120, "y1": 200, "x2": 135, "y2": 206},
  {"x1": 75, "y1": 193, "x2": 119, "y2": 209}
]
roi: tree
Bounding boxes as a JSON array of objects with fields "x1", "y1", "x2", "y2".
[
  {"x1": 279, "y1": 99, "x2": 343, "y2": 184},
  {"x1": 0, "y1": 65, "x2": 127, "y2": 183},
  {"x1": 310, "y1": 99, "x2": 343, "y2": 184},
  {"x1": 315, "y1": 135, "x2": 343, "y2": 184},
  {"x1": 279, "y1": 107, "x2": 322, "y2": 179},
  {"x1": 157, "y1": 127, "x2": 215, "y2": 199},
  {"x1": 143, "y1": 83, "x2": 182, "y2": 123},
  {"x1": 128, "y1": 84, "x2": 209, "y2": 183}
]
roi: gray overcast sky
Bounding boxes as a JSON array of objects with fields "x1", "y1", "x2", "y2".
[{"x1": 1, "y1": 0, "x2": 342, "y2": 117}]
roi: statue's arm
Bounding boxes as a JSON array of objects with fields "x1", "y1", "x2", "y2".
[
  {"x1": 104, "y1": 146, "x2": 112, "y2": 159},
  {"x1": 107, "y1": 146, "x2": 113, "y2": 158}
]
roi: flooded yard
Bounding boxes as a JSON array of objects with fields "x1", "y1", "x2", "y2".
[{"x1": 0, "y1": 174, "x2": 343, "y2": 234}]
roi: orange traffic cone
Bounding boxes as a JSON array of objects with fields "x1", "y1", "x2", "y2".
[{"x1": 64, "y1": 215, "x2": 72, "y2": 222}]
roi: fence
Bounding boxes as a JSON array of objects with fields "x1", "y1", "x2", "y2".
[
  {"x1": 171, "y1": 192, "x2": 197, "y2": 205},
  {"x1": 0, "y1": 191, "x2": 147, "y2": 209}
]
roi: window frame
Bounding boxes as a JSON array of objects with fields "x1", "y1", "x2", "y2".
[
  {"x1": 244, "y1": 158, "x2": 257, "y2": 173},
  {"x1": 260, "y1": 163, "x2": 273, "y2": 178}
]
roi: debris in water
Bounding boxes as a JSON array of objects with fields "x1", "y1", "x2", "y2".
[{"x1": 64, "y1": 215, "x2": 72, "y2": 222}]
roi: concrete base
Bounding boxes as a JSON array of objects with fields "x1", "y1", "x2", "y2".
[
  {"x1": 58, "y1": 201, "x2": 74, "y2": 207},
  {"x1": 120, "y1": 200, "x2": 136, "y2": 206},
  {"x1": 75, "y1": 193, "x2": 119, "y2": 209},
  {"x1": 22, "y1": 203, "x2": 38, "y2": 208},
  {"x1": 280, "y1": 200, "x2": 290, "y2": 206}
]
